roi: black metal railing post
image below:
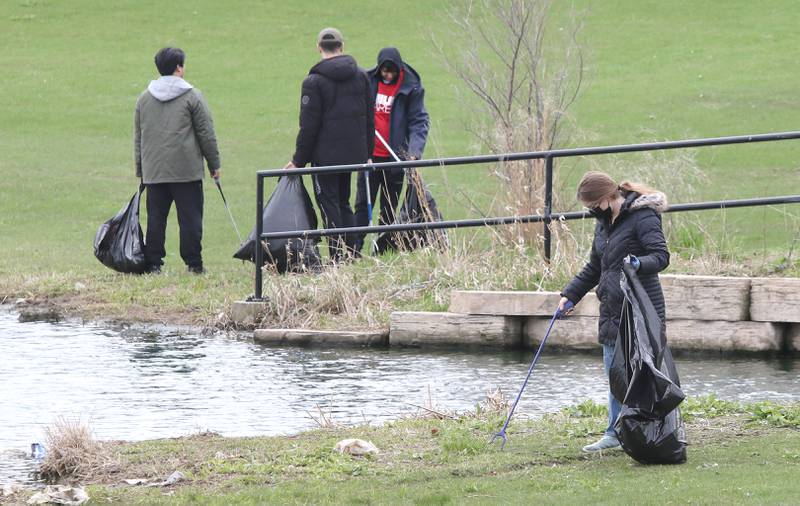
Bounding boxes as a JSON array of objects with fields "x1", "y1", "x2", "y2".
[
  {"x1": 253, "y1": 174, "x2": 265, "y2": 300},
  {"x1": 543, "y1": 155, "x2": 554, "y2": 262}
]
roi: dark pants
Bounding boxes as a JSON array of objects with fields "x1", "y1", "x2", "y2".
[
  {"x1": 353, "y1": 156, "x2": 404, "y2": 253},
  {"x1": 312, "y1": 172, "x2": 355, "y2": 262},
  {"x1": 145, "y1": 180, "x2": 204, "y2": 269}
]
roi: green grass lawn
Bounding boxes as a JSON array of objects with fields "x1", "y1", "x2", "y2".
[
  {"x1": 1, "y1": 1, "x2": 798, "y2": 315},
  {"x1": 42, "y1": 397, "x2": 800, "y2": 505}
]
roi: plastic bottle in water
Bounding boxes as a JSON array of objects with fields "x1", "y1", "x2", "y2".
[{"x1": 31, "y1": 443, "x2": 46, "y2": 460}]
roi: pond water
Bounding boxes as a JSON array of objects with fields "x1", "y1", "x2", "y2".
[{"x1": 1, "y1": 311, "x2": 798, "y2": 485}]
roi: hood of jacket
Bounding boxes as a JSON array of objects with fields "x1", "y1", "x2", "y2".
[
  {"x1": 368, "y1": 47, "x2": 421, "y2": 94},
  {"x1": 309, "y1": 55, "x2": 360, "y2": 81},
  {"x1": 376, "y1": 47, "x2": 403, "y2": 72},
  {"x1": 147, "y1": 76, "x2": 194, "y2": 102},
  {"x1": 629, "y1": 191, "x2": 668, "y2": 213}
]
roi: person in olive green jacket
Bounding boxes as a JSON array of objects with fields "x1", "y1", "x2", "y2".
[{"x1": 134, "y1": 47, "x2": 221, "y2": 274}]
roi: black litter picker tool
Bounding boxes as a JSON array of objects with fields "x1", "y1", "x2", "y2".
[{"x1": 214, "y1": 177, "x2": 243, "y2": 245}]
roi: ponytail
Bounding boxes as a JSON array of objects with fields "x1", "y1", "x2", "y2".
[
  {"x1": 618, "y1": 181, "x2": 658, "y2": 196},
  {"x1": 577, "y1": 171, "x2": 665, "y2": 205}
]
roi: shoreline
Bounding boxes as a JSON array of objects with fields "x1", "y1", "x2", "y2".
[
  {"x1": 5, "y1": 298, "x2": 799, "y2": 358},
  {"x1": 3, "y1": 397, "x2": 798, "y2": 504}
]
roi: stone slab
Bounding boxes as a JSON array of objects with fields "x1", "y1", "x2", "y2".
[
  {"x1": 666, "y1": 319, "x2": 784, "y2": 352},
  {"x1": 523, "y1": 316, "x2": 598, "y2": 350},
  {"x1": 389, "y1": 312, "x2": 522, "y2": 348},
  {"x1": 524, "y1": 316, "x2": 784, "y2": 352},
  {"x1": 660, "y1": 274, "x2": 750, "y2": 321},
  {"x1": 231, "y1": 301, "x2": 268, "y2": 327},
  {"x1": 254, "y1": 329, "x2": 388, "y2": 347},
  {"x1": 449, "y1": 291, "x2": 600, "y2": 317},
  {"x1": 750, "y1": 278, "x2": 800, "y2": 323}
]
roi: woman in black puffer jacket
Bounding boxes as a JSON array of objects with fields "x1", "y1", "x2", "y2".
[{"x1": 558, "y1": 171, "x2": 670, "y2": 453}]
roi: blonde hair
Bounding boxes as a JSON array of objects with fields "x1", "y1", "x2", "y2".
[{"x1": 576, "y1": 171, "x2": 659, "y2": 205}]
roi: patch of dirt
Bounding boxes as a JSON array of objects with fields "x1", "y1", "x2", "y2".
[
  {"x1": 10, "y1": 292, "x2": 211, "y2": 328},
  {"x1": 686, "y1": 414, "x2": 751, "y2": 445}
]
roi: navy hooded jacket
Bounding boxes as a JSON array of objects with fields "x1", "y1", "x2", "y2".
[{"x1": 367, "y1": 47, "x2": 430, "y2": 160}]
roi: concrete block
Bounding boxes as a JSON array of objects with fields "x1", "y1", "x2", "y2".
[
  {"x1": 666, "y1": 319, "x2": 784, "y2": 352},
  {"x1": 524, "y1": 316, "x2": 784, "y2": 352},
  {"x1": 254, "y1": 329, "x2": 388, "y2": 347},
  {"x1": 389, "y1": 311, "x2": 522, "y2": 348},
  {"x1": 750, "y1": 278, "x2": 800, "y2": 323},
  {"x1": 230, "y1": 301, "x2": 268, "y2": 327},
  {"x1": 523, "y1": 316, "x2": 598, "y2": 350},
  {"x1": 449, "y1": 291, "x2": 600, "y2": 317},
  {"x1": 660, "y1": 275, "x2": 750, "y2": 321}
]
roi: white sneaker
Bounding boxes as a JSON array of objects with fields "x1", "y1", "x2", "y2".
[{"x1": 581, "y1": 435, "x2": 621, "y2": 453}]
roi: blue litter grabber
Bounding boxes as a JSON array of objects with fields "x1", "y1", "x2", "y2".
[{"x1": 490, "y1": 300, "x2": 574, "y2": 449}]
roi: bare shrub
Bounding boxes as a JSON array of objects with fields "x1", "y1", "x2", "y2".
[{"x1": 433, "y1": 0, "x2": 585, "y2": 252}]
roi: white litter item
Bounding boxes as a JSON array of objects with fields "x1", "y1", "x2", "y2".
[
  {"x1": 123, "y1": 478, "x2": 148, "y2": 485},
  {"x1": 27, "y1": 485, "x2": 89, "y2": 505},
  {"x1": 160, "y1": 471, "x2": 185, "y2": 486},
  {"x1": 143, "y1": 470, "x2": 185, "y2": 487},
  {"x1": 333, "y1": 439, "x2": 379, "y2": 456},
  {"x1": 124, "y1": 470, "x2": 185, "y2": 488}
]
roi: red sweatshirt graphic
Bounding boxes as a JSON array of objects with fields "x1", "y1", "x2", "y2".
[{"x1": 373, "y1": 69, "x2": 404, "y2": 158}]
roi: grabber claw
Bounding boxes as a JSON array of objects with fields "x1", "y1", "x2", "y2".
[{"x1": 490, "y1": 430, "x2": 508, "y2": 450}]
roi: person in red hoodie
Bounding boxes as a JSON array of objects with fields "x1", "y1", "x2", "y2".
[{"x1": 353, "y1": 47, "x2": 430, "y2": 254}]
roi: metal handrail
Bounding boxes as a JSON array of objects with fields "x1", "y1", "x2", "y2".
[
  {"x1": 258, "y1": 195, "x2": 800, "y2": 241},
  {"x1": 252, "y1": 131, "x2": 800, "y2": 300},
  {"x1": 256, "y1": 131, "x2": 800, "y2": 178}
]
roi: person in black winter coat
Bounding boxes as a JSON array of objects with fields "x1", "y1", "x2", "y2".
[
  {"x1": 285, "y1": 27, "x2": 375, "y2": 262},
  {"x1": 558, "y1": 171, "x2": 670, "y2": 453},
  {"x1": 352, "y1": 47, "x2": 430, "y2": 253}
]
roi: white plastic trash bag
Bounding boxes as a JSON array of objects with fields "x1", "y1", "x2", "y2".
[{"x1": 27, "y1": 485, "x2": 89, "y2": 505}]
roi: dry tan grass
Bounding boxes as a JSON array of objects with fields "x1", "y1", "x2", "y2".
[
  {"x1": 479, "y1": 387, "x2": 511, "y2": 416},
  {"x1": 258, "y1": 235, "x2": 582, "y2": 330},
  {"x1": 306, "y1": 404, "x2": 342, "y2": 430},
  {"x1": 39, "y1": 417, "x2": 117, "y2": 482},
  {"x1": 401, "y1": 386, "x2": 458, "y2": 421}
]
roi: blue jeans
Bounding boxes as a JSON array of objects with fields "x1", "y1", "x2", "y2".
[{"x1": 603, "y1": 344, "x2": 622, "y2": 437}]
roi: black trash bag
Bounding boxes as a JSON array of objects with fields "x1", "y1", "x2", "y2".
[
  {"x1": 94, "y1": 185, "x2": 147, "y2": 274},
  {"x1": 609, "y1": 263, "x2": 687, "y2": 465},
  {"x1": 373, "y1": 169, "x2": 449, "y2": 255},
  {"x1": 233, "y1": 175, "x2": 322, "y2": 273}
]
